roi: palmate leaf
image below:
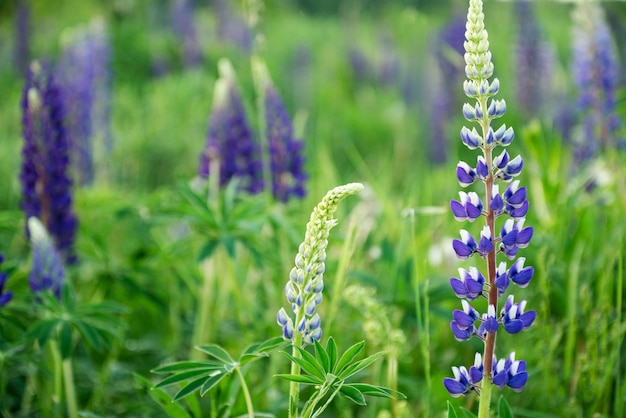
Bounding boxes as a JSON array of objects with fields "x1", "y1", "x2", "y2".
[
  {"x1": 195, "y1": 344, "x2": 235, "y2": 365},
  {"x1": 447, "y1": 401, "x2": 459, "y2": 418},
  {"x1": 314, "y1": 339, "x2": 331, "y2": 373},
  {"x1": 344, "y1": 383, "x2": 406, "y2": 399},
  {"x1": 339, "y1": 384, "x2": 366, "y2": 406},
  {"x1": 336, "y1": 351, "x2": 383, "y2": 380},
  {"x1": 273, "y1": 374, "x2": 324, "y2": 385},
  {"x1": 240, "y1": 337, "x2": 287, "y2": 366},
  {"x1": 59, "y1": 321, "x2": 74, "y2": 359},
  {"x1": 280, "y1": 350, "x2": 326, "y2": 381},
  {"x1": 26, "y1": 318, "x2": 61, "y2": 347},
  {"x1": 326, "y1": 337, "x2": 338, "y2": 373},
  {"x1": 152, "y1": 361, "x2": 223, "y2": 374},
  {"x1": 334, "y1": 340, "x2": 365, "y2": 375},
  {"x1": 153, "y1": 368, "x2": 225, "y2": 389}
]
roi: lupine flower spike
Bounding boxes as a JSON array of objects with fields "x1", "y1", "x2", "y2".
[
  {"x1": 278, "y1": 182, "x2": 364, "y2": 418},
  {"x1": 198, "y1": 59, "x2": 264, "y2": 194},
  {"x1": 20, "y1": 61, "x2": 78, "y2": 264},
  {"x1": 253, "y1": 59, "x2": 307, "y2": 202},
  {"x1": 444, "y1": 1, "x2": 536, "y2": 415}
]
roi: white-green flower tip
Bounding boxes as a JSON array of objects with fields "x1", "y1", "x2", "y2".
[{"x1": 464, "y1": 0, "x2": 494, "y2": 81}]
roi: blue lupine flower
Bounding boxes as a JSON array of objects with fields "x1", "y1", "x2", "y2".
[
  {"x1": 27, "y1": 217, "x2": 65, "y2": 298},
  {"x1": 0, "y1": 254, "x2": 12, "y2": 307},
  {"x1": 263, "y1": 75, "x2": 307, "y2": 202},
  {"x1": 571, "y1": 1, "x2": 624, "y2": 159},
  {"x1": 58, "y1": 19, "x2": 113, "y2": 186},
  {"x1": 198, "y1": 60, "x2": 264, "y2": 194},
  {"x1": 444, "y1": 0, "x2": 535, "y2": 401},
  {"x1": 492, "y1": 352, "x2": 528, "y2": 392},
  {"x1": 20, "y1": 61, "x2": 78, "y2": 264}
]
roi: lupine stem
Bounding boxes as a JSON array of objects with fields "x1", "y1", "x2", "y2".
[
  {"x1": 479, "y1": 102, "x2": 497, "y2": 414},
  {"x1": 62, "y1": 357, "x2": 78, "y2": 418},
  {"x1": 288, "y1": 332, "x2": 303, "y2": 418},
  {"x1": 235, "y1": 367, "x2": 255, "y2": 418}
]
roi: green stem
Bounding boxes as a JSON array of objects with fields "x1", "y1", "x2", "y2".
[
  {"x1": 191, "y1": 257, "x2": 215, "y2": 359},
  {"x1": 52, "y1": 341, "x2": 63, "y2": 416},
  {"x1": 62, "y1": 357, "x2": 79, "y2": 418},
  {"x1": 288, "y1": 334, "x2": 303, "y2": 418},
  {"x1": 477, "y1": 376, "x2": 493, "y2": 418},
  {"x1": 235, "y1": 367, "x2": 255, "y2": 418}
]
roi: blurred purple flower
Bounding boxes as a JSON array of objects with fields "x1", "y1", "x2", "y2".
[
  {"x1": 57, "y1": 19, "x2": 113, "y2": 186},
  {"x1": 198, "y1": 60, "x2": 263, "y2": 194},
  {"x1": 215, "y1": 0, "x2": 252, "y2": 52},
  {"x1": 20, "y1": 61, "x2": 78, "y2": 264},
  {"x1": 571, "y1": 2, "x2": 624, "y2": 160},
  {"x1": 171, "y1": 0, "x2": 201, "y2": 68},
  {"x1": 264, "y1": 80, "x2": 307, "y2": 202},
  {"x1": 514, "y1": 0, "x2": 555, "y2": 119}
]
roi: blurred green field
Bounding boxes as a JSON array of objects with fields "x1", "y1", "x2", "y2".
[{"x1": 0, "y1": 0, "x2": 625, "y2": 417}]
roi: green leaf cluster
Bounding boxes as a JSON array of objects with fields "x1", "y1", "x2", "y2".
[
  {"x1": 277, "y1": 337, "x2": 405, "y2": 417},
  {"x1": 26, "y1": 285, "x2": 126, "y2": 359},
  {"x1": 152, "y1": 337, "x2": 286, "y2": 402}
]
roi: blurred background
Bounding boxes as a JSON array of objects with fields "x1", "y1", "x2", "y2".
[{"x1": 0, "y1": 0, "x2": 625, "y2": 417}]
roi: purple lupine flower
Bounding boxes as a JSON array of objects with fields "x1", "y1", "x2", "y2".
[
  {"x1": 444, "y1": 0, "x2": 535, "y2": 402},
  {"x1": 171, "y1": 0, "x2": 201, "y2": 68},
  {"x1": 57, "y1": 19, "x2": 113, "y2": 186},
  {"x1": 514, "y1": 0, "x2": 555, "y2": 119},
  {"x1": 0, "y1": 254, "x2": 13, "y2": 307},
  {"x1": 377, "y1": 32, "x2": 401, "y2": 88},
  {"x1": 261, "y1": 63, "x2": 307, "y2": 202},
  {"x1": 214, "y1": 0, "x2": 252, "y2": 52},
  {"x1": 198, "y1": 60, "x2": 264, "y2": 194},
  {"x1": 492, "y1": 352, "x2": 528, "y2": 392},
  {"x1": 571, "y1": 1, "x2": 624, "y2": 160},
  {"x1": 20, "y1": 61, "x2": 78, "y2": 264},
  {"x1": 27, "y1": 217, "x2": 66, "y2": 299}
]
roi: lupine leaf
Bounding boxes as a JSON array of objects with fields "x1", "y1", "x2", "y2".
[
  {"x1": 295, "y1": 346, "x2": 327, "y2": 380},
  {"x1": 59, "y1": 321, "x2": 74, "y2": 359},
  {"x1": 134, "y1": 373, "x2": 191, "y2": 418},
  {"x1": 199, "y1": 372, "x2": 228, "y2": 396},
  {"x1": 195, "y1": 344, "x2": 235, "y2": 364},
  {"x1": 498, "y1": 395, "x2": 514, "y2": 418},
  {"x1": 255, "y1": 336, "x2": 288, "y2": 354},
  {"x1": 343, "y1": 383, "x2": 405, "y2": 399},
  {"x1": 198, "y1": 240, "x2": 219, "y2": 262},
  {"x1": 154, "y1": 369, "x2": 223, "y2": 389},
  {"x1": 73, "y1": 320, "x2": 105, "y2": 351},
  {"x1": 334, "y1": 341, "x2": 365, "y2": 375},
  {"x1": 337, "y1": 352, "x2": 383, "y2": 380},
  {"x1": 280, "y1": 351, "x2": 326, "y2": 381},
  {"x1": 152, "y1": 361, "x2": 223, "y2": 373},
  {"x1": 447, "y1": 401, "x2": 459, "y2": 418},
  {"x1": 314, "y1": 339, "x2": 331, "y2": 372},
  {"x1": 172, "y1": 376, "x2": 210, "y2": 401},
  {"x1": 339, "y1": 384, "x2": 366, "y2": 405},
  {"x1": 274, "y1": 374, "x2": 322, "y2": 385},
  {"x1": 326, "y1": 337, "x2": 338, "y2": 373},
  {"x1": 27, "y1": 318, "x2": 60, "y2": 347}
]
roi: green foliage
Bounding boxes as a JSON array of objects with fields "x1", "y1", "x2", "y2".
[
  {"x1": 26, "y1": 284, "x2": 126, "y2": 359},
  {"x1": 277, "y1": 337, "x2": 405, "y2": 416},
  {"x1": 152, "y1": 337, "x2": 286, "y2": 402}
]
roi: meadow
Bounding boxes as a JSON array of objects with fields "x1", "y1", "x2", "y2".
[{"x1": 0, "y1": 0, "x2": 625, "y2": 417}]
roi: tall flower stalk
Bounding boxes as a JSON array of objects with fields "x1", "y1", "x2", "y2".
[
  {"x1": 444, "y1": 1, "x2": 535, "y2": 415},
  {"x1": 20, "y1": 61, "x2": 78, "y2": 264},
  {"x1": 277, "y1": 183, "x2": 364, "y2": 418}
]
